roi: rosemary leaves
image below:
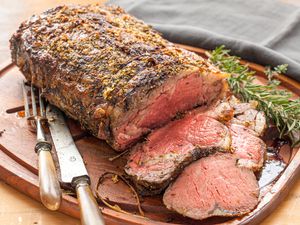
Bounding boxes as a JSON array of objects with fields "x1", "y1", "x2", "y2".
[{"x1": 207, "y1": 46, "x2": 300, "y2": 146}]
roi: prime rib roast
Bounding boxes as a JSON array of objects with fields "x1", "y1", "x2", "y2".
[
  {"x1": 11, "y1": 4, "x2": 267, "y2": 221},
  {"x1": 10, "y1": 4, "x2": 227, "y2": 151}
]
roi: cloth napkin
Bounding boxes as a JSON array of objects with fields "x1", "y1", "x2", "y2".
[{"x1": 107, "y1": 0, "x2": 300, "y2": 82}]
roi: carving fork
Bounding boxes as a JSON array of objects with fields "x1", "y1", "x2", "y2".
[{"x1": 22, "y1": 81, "x2": 61, "y2": 210}]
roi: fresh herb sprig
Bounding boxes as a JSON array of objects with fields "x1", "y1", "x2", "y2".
[{"x1": 207, "y1": 45, "x2": 300, "y2": 146}]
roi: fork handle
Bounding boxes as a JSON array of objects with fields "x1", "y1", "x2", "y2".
[
  {"x1": 76, "y1": 179, "x2": 106, "y2": 225},
  {"x1": 38, "y1": 147, "x2": 62, "y2": 210}
]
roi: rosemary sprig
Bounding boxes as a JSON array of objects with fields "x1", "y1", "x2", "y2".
[{"x1": 207, "y1": 45, "x2": 300, "y2": 146}]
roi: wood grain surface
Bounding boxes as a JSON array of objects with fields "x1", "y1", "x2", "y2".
[{"x1": 1, "y1": 0, "x2": 300, "y2": 225}]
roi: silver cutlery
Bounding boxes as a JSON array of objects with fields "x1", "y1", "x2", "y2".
[
  {"x1": 46, "y1": 104, "x2": 105, "y2": 225},
  {"x1": 22, "y1": 81, "x2": 62, "y2": 210}
]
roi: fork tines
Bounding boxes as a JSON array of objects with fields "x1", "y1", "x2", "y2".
[
  {"x1": 21, "y1": 80, "x2": 30, "y2": 119},
  {"x1": 21, "y1": 81, "x2": 46, "y2": 127}
]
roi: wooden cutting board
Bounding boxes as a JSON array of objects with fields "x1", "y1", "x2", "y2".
[{"x1": 1, "y1": 45, "x2": 300, "y2": 225}]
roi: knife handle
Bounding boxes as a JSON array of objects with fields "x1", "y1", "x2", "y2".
[
  {"x1": 76, "y1": 179, "x2": 106, "y2": 225},
  {"x1": 38, "y1": 148, "x2": 62, "y2": 210}
]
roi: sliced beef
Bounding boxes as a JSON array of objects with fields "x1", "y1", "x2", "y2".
[
  {"x1": 10, "y1": 5, "x2": 227, "y2": 151},
  {"x1": 230, "y1": 123, "x2": 266, "y2": 171},
  {"x1": 112, "y1": 68, "x2": 226, "y2": 150},
  {"x1": 229, "y1": 96, "x2": 266, "y2": 136},
  {"x1": 202, "y1": 96, "x2": 267, "y2": 171},
  {"x1": 196, "y1": 95, "x2": 266, "y2": 135},
  {"x1": 125, "y1": 114, "x2": 231, "y2": 195},
  {"x1": 233, "y1": 109, "x2": 267, "y2": 136},
  {"x1": 196, "y1": 100, "x2": 234, "y2": 122},
  {"x1": 229, "y1": 95, "x2": 258, "y2": 115},
  {"x1": 163, "y1": 153, "x2": 259, "y2": 220}
]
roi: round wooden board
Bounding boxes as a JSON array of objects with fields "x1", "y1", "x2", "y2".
[{"x1": 1, "y1": 45, "x2": 300, "y2": 225}]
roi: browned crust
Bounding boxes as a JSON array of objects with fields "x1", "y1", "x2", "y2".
[{"x1": 10, "y1": 4, "x2": 225, "y2": 150}]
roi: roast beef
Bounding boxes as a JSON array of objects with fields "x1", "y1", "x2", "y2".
[
  {"x1": 232, "y1": 109, "x2": 266, "y2": 136},
  {"x1": 191, "y1": 96, "x2": 266, "y2": 171},
  {"x1": 229, "y1": 96, "x2": 266, "y2": 136},
  {"x1": 125, "y1": 114, "x2": 231, "y2": 195},
  {"x1": 194, "y1": 100, "x2": 234, "y2": 122},
  {"x1": 163, "y1": 153, "x2": 259, "y2": 220},
  {"x1": 230, "y1": 123, "x2": 266, "y2": 171},
  {"x1": 197, "y1": 95, "x2": 266, "y2": 136},
  {"x1": 10, "y1": 5, "x2": 227, "y2": 151},
  {"x1": 229, "y1": 95, "x2": 257, "y2": 115}
]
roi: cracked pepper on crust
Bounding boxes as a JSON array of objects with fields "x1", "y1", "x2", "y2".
[{"x1": 10, "y1": 4, "x2": 228, "y2": 151}]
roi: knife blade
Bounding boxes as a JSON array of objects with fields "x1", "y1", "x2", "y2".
[
  {"x1": 46, "y1": 105, "x2": 88, "y2": 184},
  {"x1": 46, "y1": 104, "x2": 105, "y2": 225}
]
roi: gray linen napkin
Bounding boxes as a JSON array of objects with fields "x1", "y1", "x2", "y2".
[{"x1": 107, "y1": 0, "x2": 300, "y2": 82}]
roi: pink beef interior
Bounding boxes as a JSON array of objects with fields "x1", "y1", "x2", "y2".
[
  {"x1": 230, "y1": 124, "x2": 266, "y2": 171},
  {"x1": 163, "y1": 153, "x2": 259, "y2": 220},
  {"x1": 126, "y1": 114, "x2": 230, "y2": 187},
  {"x1": 112, "y1": 69, "x2": 225, "y2": 150}
]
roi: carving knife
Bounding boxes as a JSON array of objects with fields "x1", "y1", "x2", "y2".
[{"x1": 46, "y1": 104, "x2": 105, "y2": 225}]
